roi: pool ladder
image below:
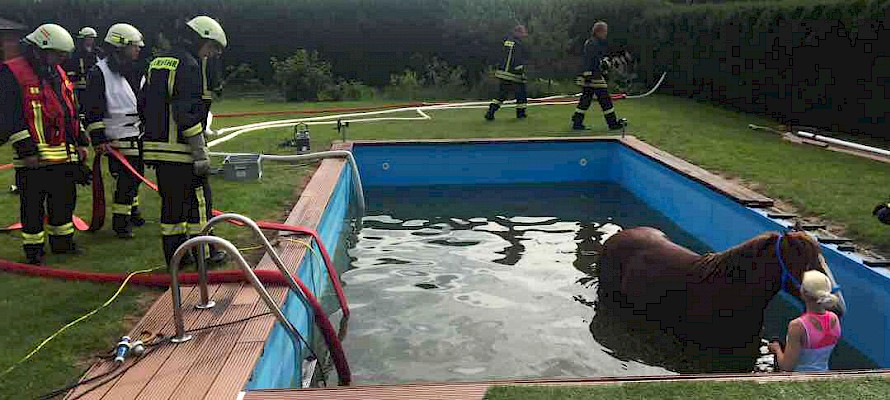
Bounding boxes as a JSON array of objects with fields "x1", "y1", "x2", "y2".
[{"x1": 167, "y1": 213, "x2": 352, "y2": 386}]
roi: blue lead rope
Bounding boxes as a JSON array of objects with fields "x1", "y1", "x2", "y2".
[{"x1": 776, "y1": 232, "x2": 841, "y2": 294}]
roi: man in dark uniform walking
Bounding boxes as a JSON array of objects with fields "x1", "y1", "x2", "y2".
[
  {"x1": 571, "y1": 21, "x2": 627, "y2": 131},
  {"x1": 485, "y1": 25, "x2": 529, "y2": 121},
  {"x1": 138, "y1": 16, "x2": 228, "y2": 267}
]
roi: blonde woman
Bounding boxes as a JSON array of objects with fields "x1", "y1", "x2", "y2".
[{"x1": 768, "y1": 270, "x2": 842, "y2": 371}]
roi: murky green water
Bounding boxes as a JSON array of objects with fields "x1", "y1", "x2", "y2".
[{"x1": 336, "y1": 182, "x2": 874, "y2": 384}]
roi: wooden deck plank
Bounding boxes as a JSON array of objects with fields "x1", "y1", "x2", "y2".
[
  {"x1": 132, "y1": 284, "x2": 240, "y2": 400},
  {"x1": 243, "y1": 370, "x2": 890, "y2": 399},
  {"x1": 65, "y1": 284, "x2": 206, "y2": 399},
  {"x1": 170, "y1": 301, "x2": 263, "y2": 400},
  {"x1": 201, "y1": 342, "x2": 266, "y2": 400},
  {"x1": 66, "y1": 153, "x2": 350, "y2": 399}
]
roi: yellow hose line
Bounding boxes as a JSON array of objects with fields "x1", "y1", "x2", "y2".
[{"x1": 0, "y1": 265, "x2": 165, "y2": 378}]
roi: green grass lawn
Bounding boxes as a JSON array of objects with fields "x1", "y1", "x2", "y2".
[
  {"x1": 485, "y1": 377, "x2": 890, "y2": 400},
  {"x1": 1, "y1": 95, "x2": 889, "y2": 398}
]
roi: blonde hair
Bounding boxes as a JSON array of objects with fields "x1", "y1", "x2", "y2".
[
  {"x1": 593, "y1": 21, "x2": 608, "y2": 34},
  {"x1": 801, "y1": 270, "x2": 838, "y2": 310}
]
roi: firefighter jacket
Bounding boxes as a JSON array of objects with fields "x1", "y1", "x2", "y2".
[
  {"x1": 138, "y1": 48, "x2": 210, "y2": 164},
  {"x1": 83, "y1": 57, "x2": 144, "y2": 155},
  {"x1": 0, "y1": 56, "x2": 88, "y2": 167},
  {"x1": 63, "y1": 46, "x2": 102, "y2": 91},
  {"x1": 493, "y1": 33, "x2": 528, "y2": 83},
  {"x1": 581, "y1": 37, "x2": 610, "y2": 79}
]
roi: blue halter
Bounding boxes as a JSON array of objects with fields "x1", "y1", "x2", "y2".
[{"x1": 775, "y1": 232, "x2": 841, "y2": 294}]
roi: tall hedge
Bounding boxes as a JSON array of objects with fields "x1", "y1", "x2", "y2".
[
  {"x1": 4, "y1": 0, "x2": 888, "y2": 136},
  {"x1": 631, "y1": 0, "x2": 890, "y2": 134},
  {"x1": 1, "y1": 0, "x2": 655, "y2": 84}
]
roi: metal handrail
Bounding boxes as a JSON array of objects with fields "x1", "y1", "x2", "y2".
[
  {"x1": 196, "y1": 213, "x2": 313, "y2": 310},
  {"x1": 175, "y1": 214, "x2": 354, "y2": 385},
  {"x1": 169, "y1": 236, "x2": 301, "y2": 352}
]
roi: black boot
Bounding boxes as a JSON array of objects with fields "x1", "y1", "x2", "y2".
[
  {"x1": 609, "y1": 118, "x2": 628, "y2": 131},
  {"x1": 24, "y1": 244, "x2": 45, "y2": 265},
  {"x1": 130, "y1": 207, "x2": 145, "y2": 227},
  {"x1": 113, "y1": 214, "x2": 135, "y2": 239},
  {"x1": 572, "y1": 113, "x2": 589, "y2": 130},
  {"x1": 207, "y1": 246, "x2": 229, "y2": 265},
  {"x1": 484, "y1": 103, "x2": 499, "y2": 121},
  {"x1": 163, "y1": 234, "x2": 189, "y2": 269},
  {"x1": 50, "y1": 234, "x2": 82, "y2": 255},
  {"x1": 516, "y1": 107, "x2": 527, "y2": 119}
]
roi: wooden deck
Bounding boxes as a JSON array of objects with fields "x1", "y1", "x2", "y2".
[
  {"x1": 65, "y1": 154, "x2": 349, "y2": 399},
  {"x1": 242, "y1": 370, "x2": 890, "y2": 399},
  {"x1": 70, "y1": 135, "x2": 883, "y2": 400}
]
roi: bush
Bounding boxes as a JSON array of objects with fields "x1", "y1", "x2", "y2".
[
  {"x1": 383, "y1": 70, "x2": 424, "y2": 100},
  {"x1": 383, "y1": 58, "x2": 471, "y2": 100},
  {"x1": 271, "y1": 49, "x2": 335, "y2": 102},
  {"x1": 319, "y1": 79, "x2": 377, "y2": 101}
]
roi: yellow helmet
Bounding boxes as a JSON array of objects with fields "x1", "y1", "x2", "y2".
[
  {"x1": 77, "y1": 27, "x2": 98, "y2": 39},
  {"x1": 25, "y1": 24, "x2": 75, "y2": 53},
  {"x1": 105, "y1": 23, "x2": 145, "y2": 48},
  {"x1": 186, "y1": 16, "x2": 227, "y2": 48}
]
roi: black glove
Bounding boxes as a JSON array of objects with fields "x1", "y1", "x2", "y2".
[{"x1": 874, "y1": 203, "x2": 890, "y2": 225}]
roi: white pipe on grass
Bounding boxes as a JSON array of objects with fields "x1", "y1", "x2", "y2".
[
  {"x1": 796, "y1": 130, "x2": 890, "y2": 158},
  {"x1": 211, "y1": 150, "x2": 366, "y2": 216}
]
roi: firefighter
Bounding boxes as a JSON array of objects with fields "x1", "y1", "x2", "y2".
[
  {"x1": 0, "y1": 24, "x2": 90, "y2": 265},
  {"x1": 484, "y1": 25, "x2": 529, "y2": 121},
  {"x1": 82, "y1": 23, "x2": 146, "y2": 239},
  {"x1": 63, "y1": 27, "x2": 102, "y2": 106},
  {"x1": 138, "y1": 16, "x2": 228, "y2": 267},
  {"x1": 571, "y1": 21, "x2": 628, "y2": 131}
]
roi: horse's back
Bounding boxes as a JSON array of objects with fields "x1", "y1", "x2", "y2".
[{"x1": 599, "y1": 226, "x2": 700, "y2": 307}]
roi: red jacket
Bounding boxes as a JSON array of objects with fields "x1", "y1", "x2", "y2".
[{"x1": 2, "y1": 56, "x2": 84, "y2": 166}]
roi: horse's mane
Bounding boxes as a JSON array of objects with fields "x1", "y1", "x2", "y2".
[
  {"x1": 691, "y1": 231, "x2": 821, "y2": 282},
  {"x1": 690, "y1": 231, "x2": 779, "y2": 283}
]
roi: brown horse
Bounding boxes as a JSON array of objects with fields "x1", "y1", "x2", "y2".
[{"x1": 596, "y1": 227, "x2": 846, "y2": 371}]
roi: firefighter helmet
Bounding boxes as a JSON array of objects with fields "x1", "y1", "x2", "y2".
[
  {"x1": 105, "y1": 23, "x2": 145, "y2": 47},
  {"x1": 77, "y1": 27, "x2": 98, "y2": 39},
  {"x1": 25, "y1": 24, "x2": 75, "y2": 53},
  {"x1": 186, "y1": 16, "x2": 227, "y2": 48}
]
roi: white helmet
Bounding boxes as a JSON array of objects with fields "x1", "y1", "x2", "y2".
[
  {"x1": 105, "y1": 23, "x2": 145, "y2": 47},
  {"x1": 25, "y1": 24, "x2": 75, "y2": 53},
  {"x1": 77, "y1": 27, "x2": 98, "y2": 39},
  {"x1": 186, "y1": 16, "x2": 227, "y2": 48}
]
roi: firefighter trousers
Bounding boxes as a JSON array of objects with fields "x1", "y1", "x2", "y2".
[
  {"x1": 107, "y1": 151, "x2": 144, "y2": 232},
  {"x1": 154, "y1": 162, "x2": 214, "y2": 266},
  {"x1": 487, "y1": 79, "x2": 528, "y2": 118},
  {"x1": 573, "y1": 85, "x2": 619, "y2": 128},
  {"x1": 16, "y1": 164, "x2": 79, "y2": 261}
]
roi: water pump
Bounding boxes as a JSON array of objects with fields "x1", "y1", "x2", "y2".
[{"x1": 279, "y1": 123, "x2": 311, "y2": 154}]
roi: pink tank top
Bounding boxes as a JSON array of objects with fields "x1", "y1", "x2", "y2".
[{"x1": 797, "y1": 311, "x2": 841, "y2": 349}]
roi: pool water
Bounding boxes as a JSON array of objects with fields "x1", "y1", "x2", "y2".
[{"x1": 336, "y1": 182, "x2": 874, "y2": 384}]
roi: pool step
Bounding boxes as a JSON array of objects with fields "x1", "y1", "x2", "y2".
[
  {"x1": 835, "y1": 243, "x2": 856, "y2": 252},
  {"x1": 816, "y1": 236, "x2": 853, "y2": 245},
  {"x1": 863, "y1": 258, "x2": 890, "y2": 268},
  {"x1": 799, "y1": 222, "x2": 828, "y2": 231},
  {"x1": 767, "y1": 212, "x2": 797, "y2": 220}
]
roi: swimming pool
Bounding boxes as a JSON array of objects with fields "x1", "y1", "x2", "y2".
[{"x1": 245, "y1": 137, "x2": 890, "y2": 389}]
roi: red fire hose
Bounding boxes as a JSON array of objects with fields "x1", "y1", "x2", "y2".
[{"x1": 1, "y1": 149, "x2": 353, "y2": 384}]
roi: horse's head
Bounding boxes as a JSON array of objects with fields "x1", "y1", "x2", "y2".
[{"x1": 774, "y1": 231, "x2": 847, "y2": 317}]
